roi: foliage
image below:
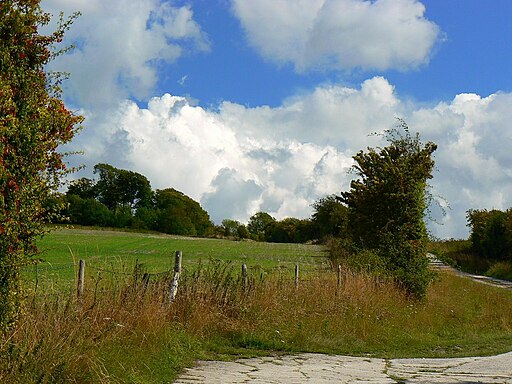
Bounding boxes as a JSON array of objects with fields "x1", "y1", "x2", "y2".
[
  {"x1": 63, "y1": 165, "x2": 213, "y2": 235},
  {"x1": 222, "y1": 219, "x2": 242, "y2": 238},
  {"x1": 311, "y1": 194, "x2": 349, "y2": 241},
  {"x1": 236, "y1": 223, "x2": 250, "y2": 239},
  {"x1": 220, "y1": 219, "x2": 250, "y2": 239},
  {"x1": 467, "y1": 209, "x2": 512, "y2": 260},
  {"x1": 265, "y1": 217, "x2": 313, "y2": 243},
  {"x1": 485, "y1": 261, "x2": 512, "y2": 281},
  {"x1": 247, "y1": 212, "x2": 276, "y2": 240},
  {"x1": 155, "y1": 188, "x2": 212, "y2": 236},
  {"x1": 0, "y1": 0, "x2": 82, "y2": 332},
  {"x1": 326, "y1": 237, "x2": 386, "y2": 275},
  {"x1": 66, "y1": 194, "x2": 114, "y2": 227},
  {"x1": 66, "y1": 177, "x2": 96, "y2": 199},
  {"x1": 340, "y1": 120, "x2": 437, "y2": 298},
  {"x1": 93, "y1": 163, "x2": 153, "y2": 211}
]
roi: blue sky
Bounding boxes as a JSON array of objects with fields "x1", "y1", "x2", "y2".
[
  {"x1": 42, "y1": 0, "x2": 512, "y2": 239},
  {"x1": 159, "y1": 0, "x2": 512, "y2": 108}
]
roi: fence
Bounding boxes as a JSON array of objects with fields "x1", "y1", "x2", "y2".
[{"x1": 35, "y1": 251, "x2": 345, "y2": 305}]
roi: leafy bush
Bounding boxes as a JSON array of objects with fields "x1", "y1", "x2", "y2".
[
  {"x1": 467, "y1": 209, "x2": 512, "y2": 260},
  {"x1": 340, "y1": 121, "x2": 437, "y2": 299},
  {"x1": 0, "y1": 1, "x2": 82, "y2": 332}
]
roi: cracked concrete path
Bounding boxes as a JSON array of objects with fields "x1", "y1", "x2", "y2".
[
  {"x1": 174, "y1": 259, "x2": 512, "y2": 383},
  {"x1": 174, "y1": 352, "x2": 512, "y2": 383}
]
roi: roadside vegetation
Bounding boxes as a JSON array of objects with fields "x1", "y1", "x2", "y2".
[
  {"x1": 429, "y1": 208, "x2": 512, "y2": 282},
  {"x1": 1, "y1": 228, "x2": 512, "y2": 383}
]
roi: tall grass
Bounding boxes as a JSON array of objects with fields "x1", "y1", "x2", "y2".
[{"x1": 2, "y1": 260, "x2": 512, "y2": 383}]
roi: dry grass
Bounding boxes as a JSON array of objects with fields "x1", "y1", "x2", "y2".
[{"x1": 2, "y1": 263, "x2": 512, "y2": 383}]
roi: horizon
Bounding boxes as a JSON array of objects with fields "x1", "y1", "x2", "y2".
[{"x1": 42, "y1": 0, "x2": 512, "y2": 239}]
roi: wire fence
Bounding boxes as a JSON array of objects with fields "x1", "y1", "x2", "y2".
[{"x1": 21, "y1": 250, "x2": 340, "y2": 303}]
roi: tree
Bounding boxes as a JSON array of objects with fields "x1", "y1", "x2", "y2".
[
  {"x1": 467, "y1": 209, "x2": 511, "y2": 260},
  {"x1": 311, "y1": 194, "x2": 349, "y2": 240},
  {"x1": 155, "y1": 188, "x2": 212, "y2": 236},
  {"x1": 247, "y1": 212, "x2": 275, "y2": 241},
  {"x1": 66, "y1": 195, "x2": 113, "y2": 227},
  {"x1": 0, "y1": 1, "x2": 82, "y2": 332},
  {"x1": 341, "y1": 120, "x2": 437, "y2": 298},
  {"x1": 93, "y1": 163, "x2": 152, "y2": 211},
  {"x1": 66, "y1": 177, "x2": 96, "y2": 199},
  {"x1": 265, "y1": 218, "x2": 313, "y2": 243},
  {"x1": 221, "y1": 219, "x2": 241, "y2": 238}
]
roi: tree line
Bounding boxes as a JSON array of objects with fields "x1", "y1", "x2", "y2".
[
  {"x1": 48, "y1": 163, "x2": 349, "y2": 242},
  {"x1": 49, "y1": 163, "x2": 212, "y2": 236}
]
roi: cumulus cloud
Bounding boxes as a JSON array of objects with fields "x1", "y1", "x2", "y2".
[
  {"x1": 219, "y1": 76, "x2": 398, "y2": 151},
  {"x1": 65, "y1": 77, "x2": 512, "y2": 239},
  {"x1": 231, "y1": 0, "x2": 441, "y2": 72},
  {"x1": 409, "y1": 92, "x2": 512, "y2": 238},
  {"x1": 41, "y1": 0, "x2": 209, "y2": 107}
]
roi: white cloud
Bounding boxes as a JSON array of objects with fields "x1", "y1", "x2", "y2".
[
  {"x1": 219, "y1": 76, "x2": 398, "y2": 151},
  {"x1": 231, "y1": 0, "x2": 441, "y2": 72},
  {"x1": 65, "y1": 78, "x2": 512, "y2": 240},
  {"x1": 410, "y1": 92, "x2": 512, "y2": 238},
  {"x1": 41, "y1": 0, "x2": 209, "y2": 108}
]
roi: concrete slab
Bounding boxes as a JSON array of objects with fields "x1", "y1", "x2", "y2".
[{"x1": 174, "y1": 352, "x2": 512, "y2": 383}]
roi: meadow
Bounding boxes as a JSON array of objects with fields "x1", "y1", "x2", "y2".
[
  {"x1": 2, "y1": 227, "x2": 512, "y2": 383},
  {"x1": 28, "y1": 226, "x2": 327, "y2": 292}
]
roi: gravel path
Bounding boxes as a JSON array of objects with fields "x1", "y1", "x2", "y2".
[{"x1": 174, "y1": 256, "x2": 512, "y2": 383}]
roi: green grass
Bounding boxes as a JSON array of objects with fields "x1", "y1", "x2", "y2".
[
  {"x1": 2, "y1": 228, "x2": 512, "y2": 383},
  {"x1": 28, "y1": 226, "x2": 326, "y2": 292}
]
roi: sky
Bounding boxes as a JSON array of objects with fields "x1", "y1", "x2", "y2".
[{"x1": 40, "y1": 0, "x2": 512, "y2": 239}]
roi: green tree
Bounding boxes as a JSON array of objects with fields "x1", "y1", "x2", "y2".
[
  {"x1": 467, "y1": 209, "x2": 511, "y2": 260},
  {"x1": 341, "y1": 120, "x2": 437, "y2": 299},
  {"x1": 93, "y1": 163, "x2": 153, "y2": 211},
  {"x1": 222, "y1": 219, "x2": 241, "y2": 237},
  {"x1": 265, "y1": 218, "x2": 313, "y2": 243},
  {"x1": 311, "y1": 194, "x2": 349, "y2": 240},
  {"x1": 247, "y1": 212, "x2": 275, "y2": 241},
  {"x1": 0, "y1": 1, "x2": 82, "y2": 331},
  {"x1": 236, "y1": 224, "x2": 250, "y2": 239},
  {"x1": 66, "y1": 194, "x2": 113, "y2": 227},
  {"x1": 155, "y1": 188, "x2": 212, "y2": 236},
  {"x1": 66, "y1": 177, "x2": 96, "y2": 199}
]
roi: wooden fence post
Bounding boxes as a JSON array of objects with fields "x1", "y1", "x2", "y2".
[
  {"x1": 77, "y1": 259, "x2": 85, "y2": 305},
  {"x1": 295, "y1": 263, "x2": 299, "y2": 289},
  {"x1": 337, "y1": 265, "x2": 342, "y2": 289},
  {"x1": 169, "y1": 251, "x2": 182, "y2": 302},
  {"x1": 242, "y1": 263, "x2": 248, "y2": 290},
  {"x1": 142, "y1": 272, "x2": 150, "y2": 291}
]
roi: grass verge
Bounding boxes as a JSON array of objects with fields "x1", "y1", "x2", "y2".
[{"x1": 2, "y1": 261, "x2": 512, "y2": 383}]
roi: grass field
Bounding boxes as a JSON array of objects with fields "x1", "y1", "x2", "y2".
[
  {"x1": 2, "y1": 227, "x2": 512, "y2": 383},
  {"x1": 29, "y1": 226, "x2": 327, "y2": 292}
]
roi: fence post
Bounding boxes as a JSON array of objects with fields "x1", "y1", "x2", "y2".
[
  {"x1": 337, "y1": 265, "x2": 342, "y2": 289},
  {"x1": 295, "y1": 263, "x2": 299, "y2": 289},
  {"x1": 77, "y1": 259, "x2": 85, "y2": 305},
  {"x1": 142, "y1": 272, "x2": 150, "y2": 291},
  {"x1": 169, "y1": 251, "x2": 182, "y2": 302},
  {"x1": 242, "y1": 263, "x2": 248, "y2": 290}
]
